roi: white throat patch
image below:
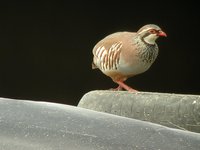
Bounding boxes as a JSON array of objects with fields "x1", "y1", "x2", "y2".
[{"x1": 143, "y1": 34, "x2": 158, "y2": 45}]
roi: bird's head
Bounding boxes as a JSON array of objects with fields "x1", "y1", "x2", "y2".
[{"x1": 137, "y1": 24, "x2": 167, "y2": 45}]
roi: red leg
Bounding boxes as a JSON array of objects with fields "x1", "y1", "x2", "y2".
[{"x1": 116, "y1": 81, "x2": 138, "y2": 92}]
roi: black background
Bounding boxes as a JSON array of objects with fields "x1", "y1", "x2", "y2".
[{"x1": 0, "y1": 1, "x2": 199, "y2": 105}]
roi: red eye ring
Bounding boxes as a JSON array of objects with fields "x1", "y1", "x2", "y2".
[{"x1": 149, "y1": 29, "x2": 157, "y2": 34}]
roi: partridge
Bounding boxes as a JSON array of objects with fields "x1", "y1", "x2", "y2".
[{"x1": 92, "y1": 24, "x2": 167, "y2": 92}]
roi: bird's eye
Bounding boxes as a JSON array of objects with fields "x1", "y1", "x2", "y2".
[{"x1": 149, "y1": 29, "x2": 157, "y2": 34}]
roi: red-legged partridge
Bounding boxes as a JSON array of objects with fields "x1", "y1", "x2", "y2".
[{"x1": 92, "y1": 24, "x2": 167, "y2": 92}]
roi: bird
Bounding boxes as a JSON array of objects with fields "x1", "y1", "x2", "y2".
[{"x1": 92, "y1": 24, "x2": 167, "y2": 92}]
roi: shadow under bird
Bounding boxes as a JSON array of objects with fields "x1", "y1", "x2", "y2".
[{"x1": 92, "y1": 24, "x2": 167, "y2": 92}]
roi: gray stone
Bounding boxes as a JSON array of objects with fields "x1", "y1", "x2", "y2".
[
  {"x1": 78, "y1": 90, "x2": 200, "y2": 133},
  {"x1": 1, "y1": 97, "x2": 200, "y2": 149}
]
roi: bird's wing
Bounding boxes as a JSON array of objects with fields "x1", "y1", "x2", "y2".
[{"x1": 92, "y1": 41, "x2": 123, "y2": 71}]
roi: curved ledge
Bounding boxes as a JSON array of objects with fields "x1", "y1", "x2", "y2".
[{"x1": 78, "y1": 90, "x2": 200, "y2": 133}]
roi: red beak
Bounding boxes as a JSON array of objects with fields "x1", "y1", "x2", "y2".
[{"x1": 157, "y1": 31, "x2": 167, "y2": 37}]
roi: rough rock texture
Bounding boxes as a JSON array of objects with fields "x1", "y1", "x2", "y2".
[{"x1": 78, "y1": 90, "x2": 200, "y2": 133}]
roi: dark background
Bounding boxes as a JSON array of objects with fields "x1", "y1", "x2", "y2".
[{"x1": 0, "y1": 1, "x2": 199, "y2": 105}]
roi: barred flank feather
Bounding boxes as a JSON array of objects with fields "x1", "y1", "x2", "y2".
[{"x1": 93, "y1": 42, "x2": 122, "y2": 71}]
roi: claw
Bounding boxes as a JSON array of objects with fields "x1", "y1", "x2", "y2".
[{"x1": 109, "y1": 85, "x2": 123, "y2": 91}]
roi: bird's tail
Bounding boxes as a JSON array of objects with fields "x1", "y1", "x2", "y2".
[{"x1": 92, "y1": 62, "x2": 97, "y2": 69}]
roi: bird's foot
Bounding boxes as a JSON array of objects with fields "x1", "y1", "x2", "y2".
[
  {"x1": 116, "y1": 81, "x2": 138, "y2": 93},
  {"x1": 127, "y1": 88, "x2": 138, "y2": 93},
  {"x1": 109, "y1": 85, "x2": 123, "y2": 91}
]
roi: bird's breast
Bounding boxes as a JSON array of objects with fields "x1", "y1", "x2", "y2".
[
  {"x1": 118, "y1": 57, "x2": 152, "y2": 76},
  {"x1": 117, "y1": 39, "x2": 159, "y2": 76}
]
